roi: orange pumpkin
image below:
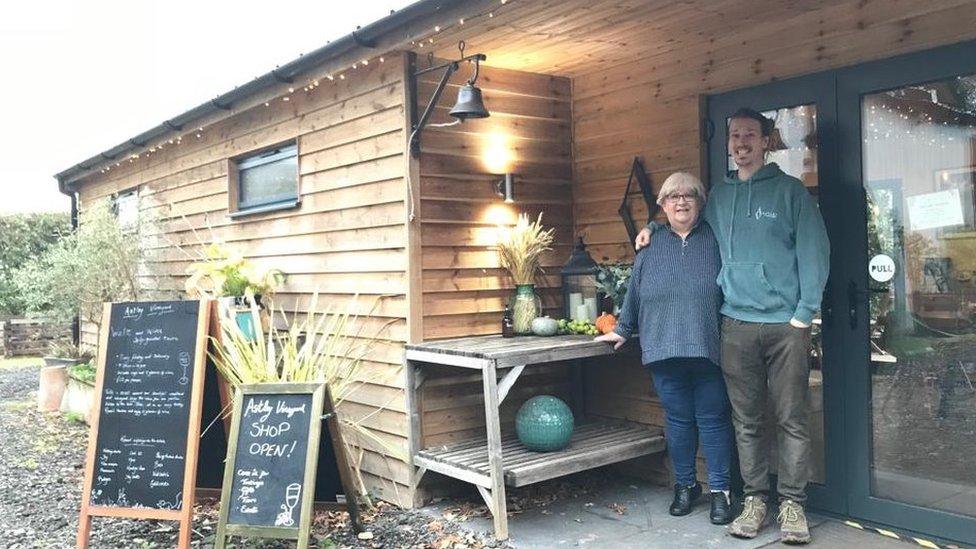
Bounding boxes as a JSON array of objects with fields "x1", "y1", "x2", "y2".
[{"x1": 595, "y1": 312, "x2": 617, "y2": 334}]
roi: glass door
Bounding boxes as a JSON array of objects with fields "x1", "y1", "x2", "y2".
[
  {"x1": 707, "y1": 72, "x2": 847, "y2": 513},
  {"x1": 861, "y1": 76, "x2": 976, "y2": 518},
  {"x1": 708, "y1": 40, "x2": 976, "y2": 545},
  {"x1": 837, "y1": 41, "x2": 976, "y2": 546}
]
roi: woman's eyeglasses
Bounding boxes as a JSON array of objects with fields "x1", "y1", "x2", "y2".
[{"x1": 665, "y1": 193, "x2": 698, "y2": 203}]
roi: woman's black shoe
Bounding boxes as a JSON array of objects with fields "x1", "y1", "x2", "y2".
[
  {"x1": 710, "y1": 492, "x2": 734, "y2": 524},
  {"x1": 669, "y1": 483, "x2": 702, "y2": 516}
]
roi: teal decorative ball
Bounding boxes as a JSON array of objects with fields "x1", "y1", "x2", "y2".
[{"x1": 515, "y1": 395, "x2": 574, "y2": 452}]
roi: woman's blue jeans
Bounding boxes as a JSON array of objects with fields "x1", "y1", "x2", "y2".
[{"x1": 649, "y1": 357, "x2": 733, "y2": 490}]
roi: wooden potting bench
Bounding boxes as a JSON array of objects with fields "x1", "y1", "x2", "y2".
[{"x1": 404, "y1": 335, "x2": 666, "y2": 540}]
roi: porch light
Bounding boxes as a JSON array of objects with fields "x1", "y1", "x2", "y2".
[{"x1": 496, "y1": 173, "x2": 515, "y2": 203}]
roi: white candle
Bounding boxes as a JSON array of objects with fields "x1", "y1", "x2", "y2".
[
  {"x1": 568, "y1": 293, "x2": 583, "y2": 320},
  {"x1": 584, "y1": 297, "x2": 598, "y2": 321},
  {"x1": 576, "y1": 303, "x2": 590, "y2": 323}
]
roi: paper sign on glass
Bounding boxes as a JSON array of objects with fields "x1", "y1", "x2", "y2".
[{"x1": 906, "y1": 190, "x2": 965, "y2": 231}]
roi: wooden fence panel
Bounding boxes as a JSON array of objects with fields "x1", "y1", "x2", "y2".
[{"x1": 2, "y1": 318, "x2": 72, "y2": 358}]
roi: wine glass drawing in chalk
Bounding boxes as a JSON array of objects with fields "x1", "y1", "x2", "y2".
[
  {"x1": 178, "y1": 351, "x2": 190, "y2": 385},
  {"x1": 274, "y1": 483, "x2": 302, "y2": 527}
]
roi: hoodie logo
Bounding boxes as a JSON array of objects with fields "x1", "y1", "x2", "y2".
[{"x1": 755, "y1": 207, "x2": 778, "y2": 220}]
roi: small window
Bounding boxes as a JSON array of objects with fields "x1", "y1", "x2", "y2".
[
  {"x1": 113, "y1": 188, "x2": 139, "y2": 230},
  {"x1": 231, "y1": 143, "x2": 299, "y2": 215}
]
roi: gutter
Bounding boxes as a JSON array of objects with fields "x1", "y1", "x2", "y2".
[{"x1": 54, "y1": 0, "x2": 471, "y2": 187}]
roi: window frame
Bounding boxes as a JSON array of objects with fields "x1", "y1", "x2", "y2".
[
  {"x1": 112, "y1": 187, "x2": 140, "y2": 231},
  {"x1": 228, "y1": 141, "x2": 300, "y2": 218}
]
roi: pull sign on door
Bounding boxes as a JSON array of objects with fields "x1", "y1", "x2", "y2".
[{"x1": 869, "y1": 254, "x2": 896, "y2": 283}]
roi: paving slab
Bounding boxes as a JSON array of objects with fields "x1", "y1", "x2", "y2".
[{"x1": 421, "y1": 473, "x2": 918, "y2": 548}]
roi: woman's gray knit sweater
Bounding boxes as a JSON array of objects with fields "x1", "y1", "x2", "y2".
[{"x1": 613, "y1": 220, "x2": 723, "y2": 366}]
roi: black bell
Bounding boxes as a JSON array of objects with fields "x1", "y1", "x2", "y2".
[{"x1": 449, "y1": 84, "x2": 489, "y2": 120}]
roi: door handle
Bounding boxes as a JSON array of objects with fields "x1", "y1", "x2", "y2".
[
  {"x1": 821, "y1": 283, "x2": 833, "y2": 328},
  {"x1": 848, "y1": 279, "x2": 887, "y2": 329}
]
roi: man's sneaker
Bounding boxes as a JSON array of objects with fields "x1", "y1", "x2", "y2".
[
  {"x1": 728, "y1": 495, "x2": 767, "y2": 538},
  {"x1": 777, "y1": 499, "x2": 811, "y2": 544}
]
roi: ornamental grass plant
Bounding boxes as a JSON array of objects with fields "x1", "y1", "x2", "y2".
[{"x1": 209, "y1": 294, "x2": 403, "y2": 502}]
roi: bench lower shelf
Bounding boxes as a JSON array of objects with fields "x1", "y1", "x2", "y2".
[{"x1": 414, "y1": 421, "x2": 665, "y2": 488}]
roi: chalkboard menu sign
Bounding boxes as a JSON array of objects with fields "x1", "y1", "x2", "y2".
[
  {"x1": 78, "y1": 300, "x2": 210, "y2": 549},
  {"x1": 216, "y1": 383, "x2": 324, "y2": 548}
]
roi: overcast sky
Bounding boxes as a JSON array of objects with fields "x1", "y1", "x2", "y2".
[{"x1": 0, "y1": 0, "x2": 415, "y2": 215}]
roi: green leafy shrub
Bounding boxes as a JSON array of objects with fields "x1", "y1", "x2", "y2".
[
  {"x1": 0, "y1": 212, "x2": 70, "y2": 315},
  {"x1": 595, "y1": 262, "x2": 633, "y2": 311},
  {"x1": 13, "y1": 200, "x2": 167, "y2": 331},
  {"x1": 67, "y1": 361, "x2": 97, "y2": 385}
]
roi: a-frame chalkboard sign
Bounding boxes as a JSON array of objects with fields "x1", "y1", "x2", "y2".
[
  {"x1": 77, "y1": 300, "x2": 211, "y2": 549},
  {"x1": 215, "y1": 383, "x2": 361, "y2": 548}
]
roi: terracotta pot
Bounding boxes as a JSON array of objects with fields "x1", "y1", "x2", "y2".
[{"x1": 37, "y1": 365, "x2": 68, "y2": 412}]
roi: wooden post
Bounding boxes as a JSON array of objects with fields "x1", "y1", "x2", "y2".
[
  {"x1": 570, "y1": 358, "x2": 586, "y2": 421},
  {"x1": 177, "y1": 298, "x2": 211, "y2": 548},
  {"x1": 404, "y1": 358, "x2": 425, "y2": 507},
  {"x1": 76, "y1": 304, "x2": 111, "y2": 549},
  {"x1": 322, "y1": 384, "x2": 364, "y2": 533},
  {"x1": 209, "y1": 300, "x2": 233, "y2": 437},
  {"x1": 482, "y1": 359, "x2": 508, "y2": 540}
]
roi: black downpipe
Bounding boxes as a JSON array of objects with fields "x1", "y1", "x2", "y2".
[{"x1": 58, "y1": 178, "x2": 80, "y2": 346}]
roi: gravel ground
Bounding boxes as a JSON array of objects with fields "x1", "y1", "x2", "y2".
[{"x1": 0, "y1": 362, "x2": 512, "y2": 549}]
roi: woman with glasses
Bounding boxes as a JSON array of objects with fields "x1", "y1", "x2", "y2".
[{"x1": 595, "y1": 172, "x2": 734, "y2": 525}]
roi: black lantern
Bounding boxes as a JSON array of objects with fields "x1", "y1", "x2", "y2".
[{"x1": 561, "y1": 237, "x2": 600, "y2": 322}]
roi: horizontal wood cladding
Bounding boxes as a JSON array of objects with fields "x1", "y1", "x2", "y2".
[
  {"x1": 420, "y1": 0, "x2": 976, "y2": 489},
  {"x1": 556, "y1": 0, "x2": 976, "y2": 484},
  {"x1": 413, "y1": 62, "x2": 576, "y2": 469},
  {"x1": 417, "y1": 61, "x2": 574, "y2": 341},
  {"x1": 569, "y1": 0, "x2": 976, "y2": 264},
  {"x1": 73, "y1": 54, "x2": 412, "y2": 507}
]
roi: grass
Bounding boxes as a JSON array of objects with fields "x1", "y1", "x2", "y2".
[
  {"x1": 0, "y1": 356, "x2": 43, "y2": 370},
  {"x1": 64, "y1": 411, "x2": 87, "y2": 424},
  {"x1": 1, "y1": 401, "x2": 32, "y2": 412}
]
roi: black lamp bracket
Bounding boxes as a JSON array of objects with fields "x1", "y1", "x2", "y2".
[{"x1": 410, "y1": 40, "x2": 487, "y2": 157}]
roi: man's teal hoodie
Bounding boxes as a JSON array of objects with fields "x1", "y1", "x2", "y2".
[{"x1": 652, "y1": 163, "x2": 829, "y2": 324}]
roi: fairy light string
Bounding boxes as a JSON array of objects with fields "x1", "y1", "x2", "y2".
[{"x1": 97, "y1": 0, "x2": 512, "y2": 176}]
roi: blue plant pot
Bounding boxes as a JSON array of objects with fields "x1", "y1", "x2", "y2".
[{"x1": 515, "y1": 395, "x2": 574, "y2": 452}]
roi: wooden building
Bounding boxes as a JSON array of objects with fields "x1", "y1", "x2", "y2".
[{"x1": 57, "y1": 1, "x2": 976, "y2": 545}]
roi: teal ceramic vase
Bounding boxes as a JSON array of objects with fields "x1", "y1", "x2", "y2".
[{"x1": 515, "y1": 395, "x2": 574, "y2": 452}]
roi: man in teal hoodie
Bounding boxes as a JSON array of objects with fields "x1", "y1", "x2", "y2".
[{"x1": 636, "y1": 108, "x2": 829, "y2": 544}]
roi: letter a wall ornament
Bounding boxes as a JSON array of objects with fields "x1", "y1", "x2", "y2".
[{"x1": 618, "y1": 157, "x2": 660, "y2": 244}]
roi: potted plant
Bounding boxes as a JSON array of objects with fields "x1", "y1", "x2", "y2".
[
  {"x1": 38, "y1": 340, "x2": 92, "y2": 412},
  {"x1": 61, "y1": 359, "x2": 97, "y2": 422},
  {"x1": 496, "y1": 213, "x2": 555, "y2": 335},
  {"x1": 185, "y1": 242, "x2": 286, "y2": 337}
]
